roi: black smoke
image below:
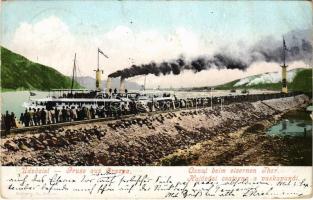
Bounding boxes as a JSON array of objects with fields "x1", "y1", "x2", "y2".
[
  {"x1": 109, "y1": 54, "x2": 249, "y2": 78},
  {"x1": 109, "y1": 29, "x2": 312, "y2": 79},
  {"x1": 250, "y1": 31, "x2": 312, "y2": 64}
]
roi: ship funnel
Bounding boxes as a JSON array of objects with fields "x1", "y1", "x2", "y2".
[
  {"x1": 106, "y1": 77, "x2": 112, "y2": 94},
  {"x1": 119, "y1": 77, "x2": 126, "y2": 93},
  {"x1": 95, "y1": 69, "x2": 102, "y2": 90}
]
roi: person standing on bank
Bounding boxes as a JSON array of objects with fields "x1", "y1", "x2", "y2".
[
  {"x1": 61, "y1": 106, "x2": 67, "y2": 122},
  {"x1": 28, "y1": 108, "x2": 34, "y2": 126},
  {"x1": 40, "y1": 108, "x2": 46, "y2": 125},
  {"x1": 19, "y1": 113, "x2": 25, "y2": 127},
  {"x1": 54, "y1": 107, "x2": 59, "y2": 123},
  {"x1": 24, "y1": 109, "x2": 30, "y2": 127},
  {"x1": 10, "y1": 112, "x2": 17, "y2": 128},
  {"x1": 4, "y1": 111, "x2": 11, "y2": 132},
  {"x1": 36, "y1": 108, "x2": 41, "y2": 125}
]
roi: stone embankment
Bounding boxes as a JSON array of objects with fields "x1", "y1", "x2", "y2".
[{"x1": 1, "y1": 95, "x2": 309, "y2": 166}]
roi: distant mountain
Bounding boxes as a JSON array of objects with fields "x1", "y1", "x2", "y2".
[
  {"x1": 215, "y1": 68, "x2": 312, "y2": 93},
  {"x1": 76, "y1": 76, "x2": 141, "y2": 90},
  {"x1": 1, "y1": 47, "x2": 81, "y2": 91}
]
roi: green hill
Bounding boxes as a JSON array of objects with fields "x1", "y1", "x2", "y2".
[
  {"x1": 1, "y1": 47, "x2": 81, "y2": 91},
  {"x1": 215, "y1": 68, "x2": 312, "y2": 93},
  {"x1": 289, "y1": 68, "x2": 312, "y2": 93}
]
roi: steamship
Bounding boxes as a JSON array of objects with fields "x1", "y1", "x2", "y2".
[
  {"x1": 23, "y1": 38, "x2": 292, "y2": 113},
  {"x1": 23, "y1": 51, "x2": 175, "y2": 112}
]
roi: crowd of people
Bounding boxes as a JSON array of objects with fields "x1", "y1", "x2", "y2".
[
  {"x1": 1, "y1": 111, "x2": 18, "y2": 133},
  {"x1": 17, "y1": 106, "x2": 99, "y2": 127},
  {"x1": 0, "y1": 102, "x2": 143, "y2": 132},
  {"x1": 1, "y1": 95, "x2": 233, "y2": 133},
  {"x1": 0, "y1": 92, "x2": 300, "y2": 133},
  {"x1": 0, "y1": 97, "x2": 209, "y2": 133}
]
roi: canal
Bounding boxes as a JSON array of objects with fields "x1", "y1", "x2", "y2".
[{"x1": 267, "y1": 108, "x2": 312, "y2": 138}]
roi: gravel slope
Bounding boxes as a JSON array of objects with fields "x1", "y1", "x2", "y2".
[{"x1": 1, "y1": 95, "x2": 309, "y2": 166}]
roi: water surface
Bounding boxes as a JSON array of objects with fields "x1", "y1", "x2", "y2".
[{"x1": 267, "y1": 109, "x2": 312, "y2": 138}]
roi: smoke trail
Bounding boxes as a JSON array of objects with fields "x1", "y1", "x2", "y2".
[
  {"x1": 109, "y1": 31, "x2": 312, "y2": 79},
  {"x1": 109, "y1": 54, "x2": 249, "y2": 78}
]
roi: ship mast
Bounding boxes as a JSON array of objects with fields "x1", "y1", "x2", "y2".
[
  {"x1": 281, "y1": 37, "x2": 288, "y2": 94},
  {"x1": 144, "y1": 75, "x2": 146, "y2": 91},
  {"x1": 70, "y1": 53, "x2": 77, "y2": 94}
]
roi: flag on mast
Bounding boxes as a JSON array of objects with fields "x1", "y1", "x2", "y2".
[{"x1": 98, "y1": 48, "x2": 109, "y2": 58}]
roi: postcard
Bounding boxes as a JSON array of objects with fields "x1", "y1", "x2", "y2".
[{"x1": 1, "y1": 1, "x2": 312, "y2": 199}]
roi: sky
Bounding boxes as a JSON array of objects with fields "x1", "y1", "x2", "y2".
[{"x1": 1, "y1": 1, "x2": 312, "y2": 88}]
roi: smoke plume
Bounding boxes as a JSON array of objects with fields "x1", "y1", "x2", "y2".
[
  {"x1": 109, "y1": 29, "x2": 312, "y2": 79},
  {"x1": 108, "y1": 54, "x2": 250, "y2": 78}
]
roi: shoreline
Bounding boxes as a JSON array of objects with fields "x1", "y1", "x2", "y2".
[{"x1": 1, "y1": 95, "x2": 310, "y2": 166}]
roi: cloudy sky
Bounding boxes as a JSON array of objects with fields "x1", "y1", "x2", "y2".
[{"x1": 1, "y1": 1, "x2": 312, "y2": 88}]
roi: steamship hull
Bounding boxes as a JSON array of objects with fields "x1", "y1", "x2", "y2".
[
  {"x1": 23, "y1": 89, "x2": 177, "y2": 113},
  {"x1": 23, "y1": 97, "x2": 122, "y2": 110}
]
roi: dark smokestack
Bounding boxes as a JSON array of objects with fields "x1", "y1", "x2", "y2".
[
  {"x1": 106, "y1": 77, "x2": 112, "y2": 94},
  {"x1": 119, "y1": 77, "x2": 126, "y2": 93}
]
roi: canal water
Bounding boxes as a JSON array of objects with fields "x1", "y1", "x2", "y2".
[
  {"x1": 1, "y1": 91, "x2": 49, "y2": 117},
  {"x1": 267, "y1": 109, "x2": 312, "y2": 138}
]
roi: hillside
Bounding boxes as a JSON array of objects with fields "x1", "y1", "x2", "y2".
[
  {"x1": 1, "y1": 47, "x2": 81, "y2": 91},
  {"x1": 215, "y1": 68, "x2": 312, "y2": 93}
]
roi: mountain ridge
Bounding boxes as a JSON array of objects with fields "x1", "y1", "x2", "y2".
[
  {"x1": 1, "y1": 46, "x2": 81, "y2": 91},
  {"x1": 214, "y1": 68, "x2": 312, "y2": 93}
]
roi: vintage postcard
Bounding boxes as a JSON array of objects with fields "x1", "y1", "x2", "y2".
[{"x1": 0, "y1": 1, "x2": 312, "y2": 199}]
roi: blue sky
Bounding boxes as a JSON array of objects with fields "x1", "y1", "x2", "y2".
[
  {"x1": 2, "y1": 1, "x2": 311, "y2": 44},
  {"x1": 1, "y1": 1, "x2": 312, "y2": 87}
]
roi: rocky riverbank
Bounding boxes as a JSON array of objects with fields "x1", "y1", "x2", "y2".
[
  {"x1": 1, "y1": 95, "x2": 310, "y2": 166},
  {"x1": 158, "y1": 119, "x2": 312, "y2": 166}
]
